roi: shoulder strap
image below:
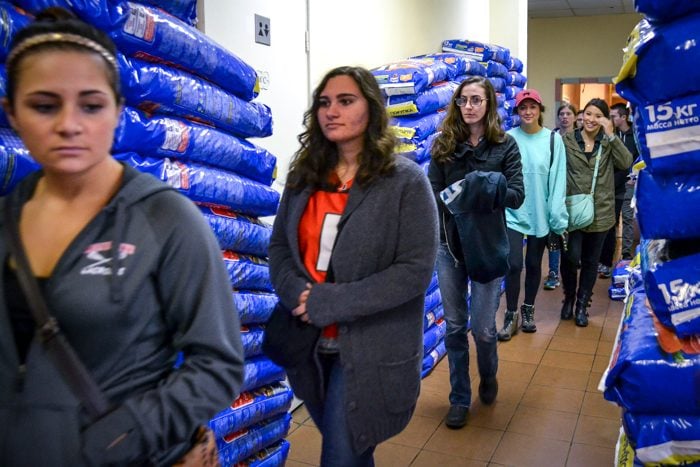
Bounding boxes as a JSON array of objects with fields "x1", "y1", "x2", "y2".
[
  {"x1": 590, "y1": 144, "x2": 602, "y2": 196},
  {"x1": 3, "y1": 204, "x2": 110, "y2": 420},
  {"x1": 549, "y1": 130, "x2": 555, "y2": 168}
]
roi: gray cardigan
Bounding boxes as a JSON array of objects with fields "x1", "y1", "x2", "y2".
[{"x1": 268, "y1": 156, "x2": 438, "y2": 453}]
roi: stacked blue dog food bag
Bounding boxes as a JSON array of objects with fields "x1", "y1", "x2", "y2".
[
  {"x1": 0, "y1": 1, "x2": 292, "y2": 464},
  {"x1": 601, "y1": 1, "x2": 700, "y2": 465}
]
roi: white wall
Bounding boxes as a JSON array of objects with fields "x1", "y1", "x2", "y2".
[{"x1": 201, "y1": 0, "x2": 527, "y2": 187}]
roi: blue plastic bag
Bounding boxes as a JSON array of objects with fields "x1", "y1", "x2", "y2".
[
  {"x1": 601, "y1": 286, "x2": 700, "y2": 414},
  {"x1": 199, "y1": 206, "x2": 271, "y2": 257},
  {"x1": 0, "y1": 128, "x2": 40, "y2": 195},
  {"x1": 423, "y1": 319, "x2": 446, "y2": 355},
  {"x1": 507, "y1": 56, "x2": 524, "y2": 73},
  {"x1": 0, "y1": 2, "x2": 31, "y2": 61},
  {"x1": 241, "y1": 356, "x2": 285, "y2": 393},
  {"x1": 633, "y1": 0, "x2": 700, "y2": 23},
  {"x1": 391, "y1": 112, "x2": 447, "y2": 143},
  {"x1": 217, "y1": 413, "x2": 291, "y2": 466},
  {"x1": 115, "y1": 107, "x2": 276, "y2": 185},
  {"x1": 506, "y1": 72, "x2": 527, "y2": 87},
  {"x1": 641, "y1": 239, "x2": 700, "y2": 338},
  {"x1": 139, "y1": 0, "x2": 197, "y2": 25},
  {"x1": 424, "y1": 304, "x2": 444, "y2": 332},
  {"x1": 234, "y1": 291, "x2": 278, "y2": 326},
  {"x1": 636, "y1": 169, "x2": 700, "y2": 240},
  {"x1": 421, "y1": 340, "x2": 446, "y2": 378},
  {"x1": 209, "y1": 382, "x2": 293, "y2": 438},
  {"x1": 481, "y1": 60, "x2": 508, "y2": 78},
  {"x1": 386, "y1": 82, "x2": 457, "y2": 117},
  {"x1": 623, "y1": 410, "x2": 700, "y2": 465},
  {"x1": 235, "y1": 439, "x2": 290, "y2": 467},
  {"x1": 442, "y1": 39, "x2": 511, "y2": 64},
  {"x1": 14, "y1": 0, "x2": 259, "y2": 100},
  {"x1": 371, "y1": 58, "x2": 451, "y2": 97},
  {"x1": 615, "y1": 15, "x2": 700, "y2": 105},
  {"x1": 119, "y1": 55, "x2": 272, "y2": 139},
  {"x1": 115, "y1": 153, "x2": 280, "y2": 217},
  {"x1": 222, "y1": 252, "x2": 273, "y2": 292},
  {"x1": 632, "y1": 95, "x2": 700, "y2": 176}
]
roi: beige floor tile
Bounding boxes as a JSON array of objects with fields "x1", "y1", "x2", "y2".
[
  {"x1": 566, "y1": 442, "x2": 616, "y2": 467},
  {"x1": 413, "y1": 388, "x2": 450, "y2": 420},
  {"x1": 498, "y1": 344, "x2": 546, "y2": 365},
  {"x1": 539, "y1": 349, "x2": 594, "y2": 371},
  {"x1": 411, "y1": 450, "x2": 488, "y2": 466},
  {"x1": 491, "y1": 431, "x2": 570, "y2": 467},
  {"x1": 497, "y1": 360, "x2": 537, "y2": 383},
  {"x1": 520, "y1": 384, "x2": 585, "y2": 414},
  {"x1": 596, "y1": 339, "x2": 614, "y2": 357},
  {"x1": 600, "y1": 324, "x2": 620, "y2": 342},
  {"x1": 531, "y1": 365, "x2": 589, "y2": 391},
  {"x1": 423, "y1": 424, "x2": 504, "y2": 462},
  {"x1": 291, "y1": 405, "x2": 311, "y2": 425},
  {"x1": 548, "y1": 335, "x2": 598, "y2": 355},
  {"x1": 468, "y1": 401, "x2": 518, "y2": 431},
  {"x1": 286, "y1": 424, "x2": 321, "y2": 465},
  {"x1": 499, "y1": 331, "x2": 552, "y2": 350},
  {"x1": 592, "y1": 354, "x2": 612, "y2": 373},
  {"x1": 506, "y1": 405, "x2": 578, "y2": 442},
  {"x1": 573, "y1": 414, "x2": 621, "y2": 448},
  {"x1": 554, "y1": 321, "x2": 603, "y2": 341},
  {"x1": 580, "y1": 391, "x2": 622, "y2": 421},
  {"x1": 491, "y1": 378, "x2": 528, "y2": 405},
  {"x1": 374, "y1": 442, "x2": 420, "y2": 466},
  {"x1": 386, "y1": 414, "x2": 442, "y2": 448}
]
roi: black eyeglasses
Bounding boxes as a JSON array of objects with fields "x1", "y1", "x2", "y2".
[{"x1": 455, "y1": 96, "x2": 487, "y2": 108}]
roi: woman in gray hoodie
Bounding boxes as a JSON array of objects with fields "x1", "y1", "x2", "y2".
[{"x1": 0, "y1": 9, "x2": 244, "y2": 465}]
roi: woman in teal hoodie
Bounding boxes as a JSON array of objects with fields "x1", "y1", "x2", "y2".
[
  {"x1": 498, "y1": 89, "x2": 568, "y2": 340},
  {"x1": 0, "y1": 9, "x2": 244, "y2": 465}
]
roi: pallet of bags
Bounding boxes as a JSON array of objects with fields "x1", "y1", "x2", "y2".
[
  {"x1": 609, "y1": 259, "x2": 633, "y2": 301},
  {"x1": 386, "y1": 81, "x2": 457, "y2": 118},
  {"x1": 633, "y1": 0, "x2": 700, "y2": 24}
]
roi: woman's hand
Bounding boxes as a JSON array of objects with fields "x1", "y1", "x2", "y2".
[
  {"x1": 598, "y1": 116, "x2": 614, "y2": 137},
  {"x1": 292, "y1": 283, "x2": 313, "y2": 323}
]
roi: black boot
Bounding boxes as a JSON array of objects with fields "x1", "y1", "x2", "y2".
[
  {"x1": 520, "y1": 304, "x2": 536, "y2": 333},
  {"x1": 575, "y1": 293, "x2": 590, "y2": 327},
  {"x1": 560, "y1": 294, "x2": 575, "y2": 320},
  {"x1": 497, "y1": 309, "x2": 519, "y2": 341}
]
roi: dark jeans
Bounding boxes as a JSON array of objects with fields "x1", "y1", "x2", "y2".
[
  {"x1": 560, "y1": 230, "x2": 607, "y2": 299},
  {"x1": 599, "y1": 197, "x2": 624, "y2": 267},
  {"x1": 304, "y1": 354, "x2": 376, "y2": 467},
  {"x1": 504, "y1": 229, "x2": 548, "y2": 310}
]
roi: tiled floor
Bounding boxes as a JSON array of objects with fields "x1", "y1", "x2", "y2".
[{"x1": 285, "y1": 271, "x2": 624, "y2": 466}]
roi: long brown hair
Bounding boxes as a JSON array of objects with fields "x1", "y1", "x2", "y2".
[
  {"x1": 431, "y1": 76, "x2": 504, "y2": 162},
  {"x1": 286, "y1": 66, "x2": 396, "y2": 190}
]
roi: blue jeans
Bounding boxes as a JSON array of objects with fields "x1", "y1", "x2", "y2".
[
  {"x1": 436, "y1": 243, "x2": 501, "y2": 407},
  {"x1": 548, "y1": 248, "x2": 560, "y2": 275},
  {"x1": 304, "y1": 354, "x2": 375, "y2": 467}
]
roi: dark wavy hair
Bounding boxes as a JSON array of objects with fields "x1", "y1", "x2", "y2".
[
  {"x1": 431, "y1": 76, "x2": 504, "y2": 162},
  {"x1": 5, "y1": 7, "x2": 121, "y2": 105},
  {"x1": 286, "y1": 66, "x2": 396, "y2": 190}
]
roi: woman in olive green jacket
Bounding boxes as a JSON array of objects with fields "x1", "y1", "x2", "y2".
[{"x1": 560, "y1": 99, "x2": 632, "y2": 327}]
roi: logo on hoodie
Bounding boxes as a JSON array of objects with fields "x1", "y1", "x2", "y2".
[{"x1": 81, "y1": 242, "x2": 136, "y2": 276}]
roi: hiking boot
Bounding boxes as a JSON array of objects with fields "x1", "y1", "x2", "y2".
[
  {"x1": 560, "y1": 294, "x2": 575, "y2": 320},
  {"x1": 479, "y1": 376, "x2": 498, "y2": 405},
  {"x1": 445, "y1": 405, "x2": 469, "y2": 429},
  {"x1": 520, "y1": 304, "x2": 536, "y2": 333},
  {"x1": 543, "y1": 271, "x2": 560, "y2": 290},
  {"x1": 575, "y1": 293, "x2": 590, "y2": 327},
  {"x1": 497, "y1": 309, "x2": 519, "y2": 341},
  {"x1": 599, "y1": 265, "x2": 612, "y2": 279}
]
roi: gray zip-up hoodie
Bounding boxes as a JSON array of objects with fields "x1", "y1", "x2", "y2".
[{"x1": 0, "y1": 164, "x2": 244, "y2": 466}]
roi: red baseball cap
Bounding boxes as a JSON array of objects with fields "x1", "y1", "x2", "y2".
[{"x1": 515, "y1": 89, "x2": 543, "y2": 107}]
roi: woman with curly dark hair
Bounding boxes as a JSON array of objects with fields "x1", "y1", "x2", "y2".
[
  {"x1": 268, "y1": 66, "x2": 438, "y2": 465},
  {"x1": 428, "y1": 76, "x2": 524, "y2": 429}
]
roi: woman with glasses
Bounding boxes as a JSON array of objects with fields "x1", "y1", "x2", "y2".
[
  {"x1": 497, "y1": 90, "x2": 568, "y2": 341},
  {"x1": 428, "y1": 76, "x2": 523, "y2": 429}
]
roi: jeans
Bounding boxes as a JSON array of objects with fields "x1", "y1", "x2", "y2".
[
  {"x1": 436, "y1": 243, "x2": 501, "y2": 407},
  {"x1": 621, "y1": 184, "x2": 635, "y2": 259},
  {"x1": 305, "y1": 354, "x2": 375, "y2": 467},
  {"x1": 548, "y1": 248, "x2": 560, "y2": 275},
  {"x1": 560, "y1": 230, "x2": 607, "y2": 300},
  {"x1": 505, "y1": 229, "x2": 548, "y2": 309}
]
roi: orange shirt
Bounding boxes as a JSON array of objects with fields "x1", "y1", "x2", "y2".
[{"x1": 298, "y1": 177, "x2": 353, "y2": 339}]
